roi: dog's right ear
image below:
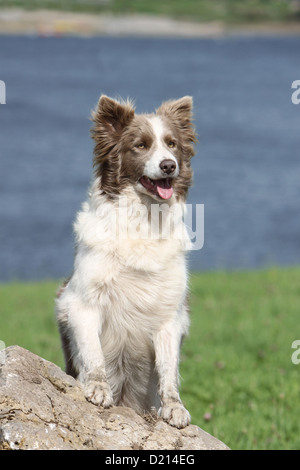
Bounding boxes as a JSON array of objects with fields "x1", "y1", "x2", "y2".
[
  {"x1": 91, "y1": 95, "x2": 135, "y2": 197},
  {"x1": 91, "y1": 95, "x2": 135, "y2": 145}
]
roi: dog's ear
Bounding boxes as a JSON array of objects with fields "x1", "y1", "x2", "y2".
[
  {"x1": 157, "y1": 96, "x2": 196, "y2": 151},
  {"x1": 156, "y1": 96, "x2": 196, "y2": 151},
  {"x1": 91, "y1": 95, "x2": 135, "y2": 197},
  {"x1": 91, "y1": 95, "x2": 135, "y2": 145},
  {"x1": 156, "y1": 95, "x2": 193, "y2": 128}
]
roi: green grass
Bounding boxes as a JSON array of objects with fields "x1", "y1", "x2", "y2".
[
  {"x1": 0, "y1": 280, "x2": 63, "y2": 367},
  {"x1": 1, "y1": 267, "x2": 300, "y2": 449},
  {"x1": 182, "y1": 268, "x2": 300, "y2": 450},
  {"x1": 0, "y1": 0, "x2": 300, "y2": 24}
]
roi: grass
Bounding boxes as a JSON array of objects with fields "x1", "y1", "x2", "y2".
[
  {"x1": 0, "y1": 280, "x2": 63, "y2": 367},
  {"x1": 1, "y1": 267, "x2": 300, "y2": 449},
  {"x1": 183, "y1": 268, "x2": 300, "y2": 450},
  {"x1": 0, "y1": 0, "x2": 300, "y2": 24}
]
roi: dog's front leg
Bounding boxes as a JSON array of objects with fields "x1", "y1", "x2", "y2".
[
  {"x1": 67, "y1": 304, "x2": 113, "y2": 408},
  {"x1": 153, "y1": 320, "x2": 191, "y2": 428}
]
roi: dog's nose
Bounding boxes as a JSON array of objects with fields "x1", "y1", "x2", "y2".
[{"x1": 160, "y1": 159, "x2": 176, "y2": 175}]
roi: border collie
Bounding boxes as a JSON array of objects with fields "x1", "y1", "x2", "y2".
[{"x1": 56, "y1": 95, "x2": 196, "y2": 428}]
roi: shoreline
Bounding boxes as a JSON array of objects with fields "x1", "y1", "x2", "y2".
[{"x1": 0, "y1": 8, "x2": 299, "y2": 37}]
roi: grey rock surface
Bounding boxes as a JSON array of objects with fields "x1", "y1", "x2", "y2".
[{"x1": 0, "y1": 346, "x2": 229, "y2": 450}]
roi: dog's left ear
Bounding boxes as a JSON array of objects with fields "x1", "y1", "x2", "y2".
[
  {"x1": 157, "y1": 96, "x2": 196, "y2": 143},
  {"x1": 156, "y1": 96, "x2": 193, "y2": 126},
  {"x1": 157, "y1": 96, "x2": 196, "y2": 156}
]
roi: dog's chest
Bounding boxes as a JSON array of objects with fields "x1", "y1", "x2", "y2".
[
  {"x1": 75, "y1": 196, "x2": 188, "y2": 325},
  {"x1": 94, "y1": 244, "x2": 187, "y2": 325}
]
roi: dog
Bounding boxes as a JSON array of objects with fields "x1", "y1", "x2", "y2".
[{"x1": 55, "y1": 95, "x2": 196, "y2": 428}]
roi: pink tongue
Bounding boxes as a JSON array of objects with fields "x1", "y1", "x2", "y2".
[{"x1": 156, "y1": 179, "x2": 173, "y2": 200}]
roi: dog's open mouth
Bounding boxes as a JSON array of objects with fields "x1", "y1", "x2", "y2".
[{"x1": 139, "y1": 176, "x2": 173, "y2": 200}]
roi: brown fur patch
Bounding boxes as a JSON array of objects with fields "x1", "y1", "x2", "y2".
[
  {"x1": 119, "y1": 115, "x2": 155, "y2": 184},
  {"x1": 91, "y1": 95, "x2": 135, "y2": 196}
]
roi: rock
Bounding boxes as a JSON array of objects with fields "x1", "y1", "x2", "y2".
[{"x1": 0, "y1": 346, "x2": 229, "y2": 450}]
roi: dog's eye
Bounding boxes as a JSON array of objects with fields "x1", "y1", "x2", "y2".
[
  {"x1": 137, "y1": 143, "x2": 146, "y2": 150},
  {"x1": 168, "y1": 141, "x2": 176, "y2": 149}
]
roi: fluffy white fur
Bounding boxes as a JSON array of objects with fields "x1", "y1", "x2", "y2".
[{"x1": 55, "y1": 95, "x2": 196, "y2": 428}]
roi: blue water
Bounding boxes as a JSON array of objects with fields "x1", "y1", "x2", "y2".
[{"x1": 0, "y1": 35, "x2": 299, "y2": 281}]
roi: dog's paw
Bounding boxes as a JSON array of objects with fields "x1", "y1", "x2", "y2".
[
  {"x1": 159, "y1": 401, "x2": 191, "y2": 429},
  {"x1": 84, "y1": 380, "x2": 113, "y2": 408}
]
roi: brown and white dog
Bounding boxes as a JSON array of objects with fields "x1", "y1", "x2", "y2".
[{"x1": 55, "y1": 95, "x2": 196, "y2": 428}]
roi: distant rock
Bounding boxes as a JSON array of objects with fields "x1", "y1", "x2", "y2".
[{"x1": 0, "y1": 346, "x2": 229, "y2": 450}]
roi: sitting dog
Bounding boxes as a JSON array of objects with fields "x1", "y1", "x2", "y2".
[{"x1": 56, "y1": 95, "x2": 196, "y2": 428}]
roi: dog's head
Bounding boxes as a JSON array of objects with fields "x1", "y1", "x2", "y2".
[{"x1": 91, "y1": 95, "x2": 196, "y2": 202}]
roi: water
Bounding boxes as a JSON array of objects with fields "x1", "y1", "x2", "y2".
[{"x1": 0, "y1": 35, "x2": 299, "y2": 281}]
